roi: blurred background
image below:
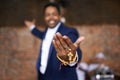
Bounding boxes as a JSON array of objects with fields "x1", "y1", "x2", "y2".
[{"x1": 0, "y1": 0, "x2": 120, "y2": 80}]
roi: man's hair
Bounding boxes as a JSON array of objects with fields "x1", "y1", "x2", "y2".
[{"x1": 43, "y1": 2, "x2": 61, "y2": 14}]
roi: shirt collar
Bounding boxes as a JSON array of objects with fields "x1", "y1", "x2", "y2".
[{"x1": 48, "y1": 22, "x2": 61, "y2": 31}]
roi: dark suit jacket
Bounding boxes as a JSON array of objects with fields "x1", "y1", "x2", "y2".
[{"x1": 31, "y1": 23, "x2": 82, "y2": 80}]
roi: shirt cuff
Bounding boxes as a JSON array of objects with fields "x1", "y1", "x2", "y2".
[
  {"x1": 29, "y1": 25, "x2": 35, "y2": 31},
  {"x1": 68, "y1": 53, "x2": 78, "y2": 66}
]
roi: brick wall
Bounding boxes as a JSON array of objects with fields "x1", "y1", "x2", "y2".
[
  {"x1": 0, "y1": 27, "x2": 41, "y2": 80},
  {"x1": 0, "y1": 25, "x2": 120, "y2": 80}
]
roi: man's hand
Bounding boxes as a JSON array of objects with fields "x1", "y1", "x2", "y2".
[
  {"x1": 24, "y1": 19, "x2": 35, "y2": 28},
  {"x1": 52, "y1": 32, "x2": 85, "y2": 63}
]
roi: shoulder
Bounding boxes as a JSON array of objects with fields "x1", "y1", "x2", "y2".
[
  {"x1": 61, "y1": 24, "x2": 78, "y2": 35},
  {"x1": 60, "y1": 24, "x2": 79, "y2": 42}
]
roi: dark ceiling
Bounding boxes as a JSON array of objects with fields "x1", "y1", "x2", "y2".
[{"x1": 0, "y1": 0, "x2": 120, "y2": 27}]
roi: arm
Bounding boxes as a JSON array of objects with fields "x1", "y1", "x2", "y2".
[
  {"x1": 31, "y1": 26, "x2": 44, "y2": 39},
  {"x1": 24, "y1": 20, "x2": 44, "y2": 39}
]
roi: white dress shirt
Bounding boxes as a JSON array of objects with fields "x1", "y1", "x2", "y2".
[{"x1": 40, "y1": 23, "x2": 60, "y2": 74}]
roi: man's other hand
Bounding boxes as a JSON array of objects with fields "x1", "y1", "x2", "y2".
[{"x1": 24, "y1": 19, "x2": 35, "y2": 28}]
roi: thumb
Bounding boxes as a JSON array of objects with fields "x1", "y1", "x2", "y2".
[{"x1": 74, "y1": 36, "x2": 85, "y2": 48}]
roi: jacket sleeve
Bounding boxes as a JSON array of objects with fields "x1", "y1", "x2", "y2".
[{"x1": 31, "y1": 27, "x2": 44, "y2": 39}]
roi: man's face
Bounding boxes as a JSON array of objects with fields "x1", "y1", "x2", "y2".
[{"x1": 44, "y1": 6, "x2": 61, "y2": 28}]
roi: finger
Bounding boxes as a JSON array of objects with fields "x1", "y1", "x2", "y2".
[
  {"x1": 56, "y1": 32, "x2": 68, "y2": 50},
  {"x1": 53, "y1": 34, "x2": 67, "y2": 56},
  {"x1": 53, "y1": 39, "x2": 68, "y2": 61},
  {"x1": 52, "y1": 40, "x2": 60, "y2": 53},
  {"x1": 74, "y1": 36, "x2": 85, "y2": 48},
  {"x1": 63, "y1": 35, "x2": 76, "y2": 51}
]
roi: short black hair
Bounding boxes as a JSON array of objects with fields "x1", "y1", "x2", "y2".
[{"x1": 43, "y1": 2, "x2": 61, "y2": 14}]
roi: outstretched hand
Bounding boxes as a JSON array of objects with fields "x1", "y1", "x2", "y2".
[
  {"x1": 24, "y1": 19, "x2": 35, "y2": 28},
  {"x1": 52, "y1": 32, "x2": 85, "y2": 62}
]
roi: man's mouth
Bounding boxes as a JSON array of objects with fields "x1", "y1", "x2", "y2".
[{"x1": 49, "y1": 20, "x2": 56, "y2": 24}]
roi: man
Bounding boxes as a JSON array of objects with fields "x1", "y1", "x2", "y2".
[
  {"x1": 88, "y1": 52, "x2": 109, "y2": 80},
  {"x1": 24, "y1": 3, "x2": 84, "y2": 80},
  {"x1": 76, "y1": 62, "x2": 88, "y2": 80}
]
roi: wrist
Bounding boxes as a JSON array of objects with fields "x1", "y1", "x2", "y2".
[{"x1": 57, "y1": 51, "x2": 78, "y2": 66}]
